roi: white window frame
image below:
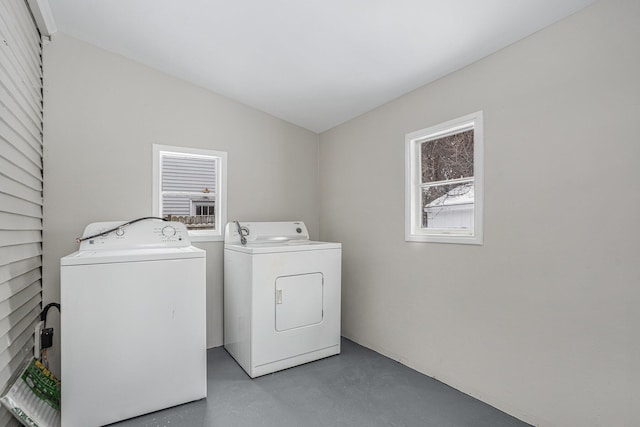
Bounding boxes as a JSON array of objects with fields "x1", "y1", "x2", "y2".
[
  {"x1": 152, "y1": 144, "x2": 227, "y2": 242},
  {"x1": 405, "y1": 111, "x2": 484, "y2": 245}
]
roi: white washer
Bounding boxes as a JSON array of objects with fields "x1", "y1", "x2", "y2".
[
  {"x1": 224, "y1": 221, "x2": 341, "y2": 378},
  {"x1": 60, "y1": 220, "x2": 207, "y2": 427}
]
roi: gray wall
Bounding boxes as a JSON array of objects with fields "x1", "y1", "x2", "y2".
[
  {"x1": 318, "y1": 1, "x2": 639, "y2": 426},
  {"x1": 42, "y1": 34, "x2": 320, "y2": 362}
]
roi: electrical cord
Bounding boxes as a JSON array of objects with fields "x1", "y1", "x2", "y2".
[
  {"x1": 39, "y1": 303, "x2": 60, "y2": 368},
  {"x1": 75, "y1": 216, "x2": 167, "y2": 243},
  {"x1": 40, "y1": 302, "x2": 60, "y2": 328}
]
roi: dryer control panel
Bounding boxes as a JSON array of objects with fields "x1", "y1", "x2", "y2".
[
  {"x1": 224, "y1": 221, "x2": 309, "y2": 245},
  {"x1": 79, "y1": 220, "x2": 191, "y2": 251}
]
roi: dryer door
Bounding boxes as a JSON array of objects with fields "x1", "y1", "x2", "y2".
[
  {"x1": 251, "y1": 248, "x2": 341, "y2": 373},
  {"x1": 275, "y1": 273, "x2": 323, "y2": 331}
]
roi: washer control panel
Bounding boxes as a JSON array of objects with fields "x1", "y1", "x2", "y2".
[{"x1": 79, "y1": 220, "x2": 191, "y2": 251}]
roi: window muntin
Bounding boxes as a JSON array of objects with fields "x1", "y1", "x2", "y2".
[
  {"x1": 405, "y1": 112, "x2": 483, "y2": 245},
  {"x1": 153, "y1": 145, "x2": 227, "y2": 242}
]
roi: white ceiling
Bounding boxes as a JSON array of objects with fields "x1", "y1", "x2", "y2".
[{"x1": 46, "y1": 0, "x2": 595, "y2": 133}]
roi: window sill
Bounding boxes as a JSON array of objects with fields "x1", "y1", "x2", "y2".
[{"x1": 405, "y1": 233, "x2": 483, "y2": 245}]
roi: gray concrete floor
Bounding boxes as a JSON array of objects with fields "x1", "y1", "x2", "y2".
[{"x1": 112, "y1": 338, "x2": 531, "y2": 427}]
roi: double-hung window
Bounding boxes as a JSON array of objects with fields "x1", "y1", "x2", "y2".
[
  {"x1": 405, "y1": 111, "x2": 483, "y2": 245},
  {"x1": 153, "y1": 144, "x2": 227, "y2": 241}
]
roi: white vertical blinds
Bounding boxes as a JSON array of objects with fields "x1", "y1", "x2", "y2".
[{"x1": 0, "y1": 0, "x2": 43, "y2": 425}]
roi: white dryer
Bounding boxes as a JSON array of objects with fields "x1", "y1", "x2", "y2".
[
  {"x1": 60, "y1": 220, "x2": 206, "y2": 427},
  {"x1": 224, "y1": 221, "x2": 341, "y2": 378}
]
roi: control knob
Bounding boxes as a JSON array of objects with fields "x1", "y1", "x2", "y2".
[{"x1": 162, "y1": 225, "x2": 176, "y2": 237}]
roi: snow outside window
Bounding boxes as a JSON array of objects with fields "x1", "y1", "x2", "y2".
[
  {"x1": 153, "y1": 144, "x2": 227, "y2": 242},
  {"x1": 405, "y1": 112, "x2": 483, "y2": 245}
]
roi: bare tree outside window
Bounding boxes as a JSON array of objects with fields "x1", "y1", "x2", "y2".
[{"x1": 420, "y1": 129, "x2": 474, "y2": 228}]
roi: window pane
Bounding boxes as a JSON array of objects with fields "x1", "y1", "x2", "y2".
[
  {"x1": 421, "y1": 129, "x2": 474, "y2": 184},
  {"x1": 162, "y1": 196, "x2": 215, "y2": 230},
  {"x1": 162, "y1": 195, "x2": 191, "y2": 216},
  {"x1": 162, "y1": 196, "x2": 215, "y2": 216},
  {"x1": 422, "y1": 182, "x2": 474, "y2": 229},
  {"x1": 162, "y1": 154, "x2": 217, "y2": 193}
]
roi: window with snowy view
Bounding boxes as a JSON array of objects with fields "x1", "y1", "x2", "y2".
[{"x1": 405, "y1": 112, "x2": 483, "y2": 245}]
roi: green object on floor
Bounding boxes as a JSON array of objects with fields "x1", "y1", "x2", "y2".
[{"x1": 0, "y1": 358, "x2": 60, "y2": 427}]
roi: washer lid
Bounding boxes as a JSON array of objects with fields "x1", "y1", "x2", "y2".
[{"x1": 61, "y1": 246, "x2": 205, "y2": 266}]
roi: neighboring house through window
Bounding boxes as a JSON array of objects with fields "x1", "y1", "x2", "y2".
[
  {"x1": 153, "y1": 144, "x2": 227, "y2": 241},
  {"x1": 405, "y1": 111, "x2": 483, "y2": 245},
  {"x1": 192, "y1": 200, "x2": 215, "y2": 216}
]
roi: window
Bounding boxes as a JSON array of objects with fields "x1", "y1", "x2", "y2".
[
  {"x1": 405, "y1": 111, "x2": 483, "y2": 245},
  {"x1": 153, "y1": 145, "x2": 227, "y2": 241}
]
